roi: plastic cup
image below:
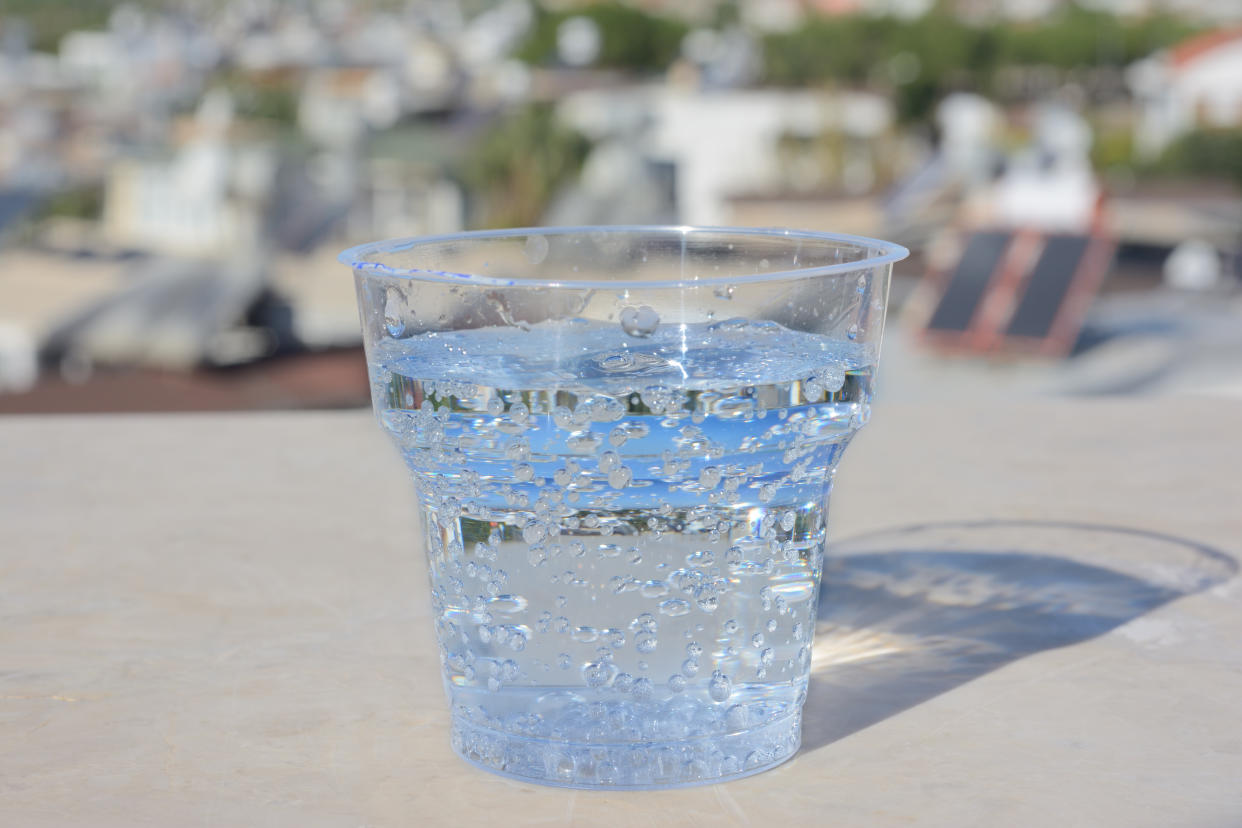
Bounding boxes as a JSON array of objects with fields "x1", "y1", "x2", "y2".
[{"x1": 341, "y1": 226, "x2": 907, "y2": 788}]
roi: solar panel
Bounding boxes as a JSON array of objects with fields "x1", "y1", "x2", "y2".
[
  {"x1": 925, "y1": 230, "x2": 1011, "y2": 332},
  {"x1": 1005, "y1": 235, "x2": 1090, "y2": 340},
  {"x1": 919, "y1": 229, "x2": 1115, "y2": 357}
]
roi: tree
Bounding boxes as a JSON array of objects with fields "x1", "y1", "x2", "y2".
[
  {"x1": 759, "y1": 5, "x2": 1201, "y2": 126},
  {"x1": 462, "y1": 104, "x2": 592, "y2": 229},
  {"x1": 1149, "y1": 129, "x2": 1242, "y2": 188},
  {"x1": 516, "y1": 2, "x2": 688, "y2": 73}
]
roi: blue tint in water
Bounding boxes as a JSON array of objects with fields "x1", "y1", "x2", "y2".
[{"x1": 369, "y1": 319, "x2": 874, "y2": 788}]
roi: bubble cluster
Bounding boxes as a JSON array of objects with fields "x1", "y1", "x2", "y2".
[
  {"x1": 372, "y1": 316, "x2": 875, "y2": 787},
  {"x1": 619, "y1": 305, "x2": 660, "y2": 338}
]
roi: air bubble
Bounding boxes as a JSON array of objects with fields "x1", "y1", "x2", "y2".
[
  {"x1": 667, "y1": 674, "x2": 687, "y2": 693},
  {"x1": 486, "y1": 594, "x2": 528, "y2": 615},
  {"x1": 695, "y1": 587, "x2": 719, "y2": 613},
  {"x1": 567, "y1": 432, "x2": 603, "y2": 453},
  {"x1": 597, "y1": 352, "x2": 635, "y2": 372},
  {"x1": 582, "y1": 660, "x2": 616, "y2": 688},
  {"x1": 619, "y1": 305, "x2": 660, "y2": 337},
  {"x1": 686, "y1": 549, "x2": 714, "y2": 566},
  {"x1": 659, "y1": 598, "x2": 691, "y2": 616},
  {"x1": 631, "y1": 612, "x2": 658, "y2": 631},
  {"x1": 708, "y1": 670, "x2": 732, "y2": 702},
  {"x1": 608, "y1": 466, "x2": 633, "y2": 489},
  {"x1": 383, "y1": 287, "x2": 407, "y2": 337},
  {"x1": 819, "y1": 366, "x2": 846, "y2": 393},
  {"x1": 524, "y1": 234, "x2": 550, "y2": 264}
]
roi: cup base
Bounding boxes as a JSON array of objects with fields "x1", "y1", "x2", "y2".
[{"x1": 449, "y1": 708, "x2": 801, "y2": 789}]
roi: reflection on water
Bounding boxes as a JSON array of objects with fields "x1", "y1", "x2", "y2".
[{"x1": 803, "y1": 520, "x2": 1236, "y2": 752}]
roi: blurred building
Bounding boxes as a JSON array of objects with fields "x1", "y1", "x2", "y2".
[
  {"x1": 3, "y1": 0, "x2": 1242, "y2": 412},
  {"x1": 1085, "y1": 0, "x2": 1242, "y2": 22},
  {"x1": 558, "y1": 86, "x2": 895, "y2": 225},
  {"x1": 1129, "y1": 27, "x2": 1242, "y2": 158},
  {"x1": 101, "y1": 91, "x2": 277, "y2": 257}
]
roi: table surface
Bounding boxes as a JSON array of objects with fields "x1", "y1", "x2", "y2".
[{"x1": 3, "y1": 403, "x2": 1241, "y2": 827}]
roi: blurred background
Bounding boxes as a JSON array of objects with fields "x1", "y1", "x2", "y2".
[{"x1": 1, "y1": 0, "x2": 1241, "y2": 413}]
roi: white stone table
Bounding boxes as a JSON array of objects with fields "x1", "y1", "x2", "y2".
[{"x1": 2, "y1": 403, "x2": 1240, "y2": 826}]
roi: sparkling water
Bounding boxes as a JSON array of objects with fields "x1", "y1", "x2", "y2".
[{"x1": 370, "y1": 317, "x2": 875, "y2": 788}]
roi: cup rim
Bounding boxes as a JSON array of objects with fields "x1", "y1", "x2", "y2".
[{"x1": 339, "y1": 225, "x2": 909, "y2": 290}]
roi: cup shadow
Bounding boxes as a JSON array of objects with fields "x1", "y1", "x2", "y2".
[{"x1": 801, "y1": 520, "x2": 1237, "y2": 753}]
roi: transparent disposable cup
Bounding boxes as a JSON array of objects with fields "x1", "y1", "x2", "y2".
[{"x1": 341, "y1": 227, "x2": 907, "y2": 789}]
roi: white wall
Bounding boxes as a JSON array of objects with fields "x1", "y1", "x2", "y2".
[{"x1": 1132, "y1": 38, "x2": 1242, "y2": 158}]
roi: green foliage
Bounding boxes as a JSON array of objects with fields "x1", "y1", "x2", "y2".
[
  {"x1": 1147, "y1": 129, "x2": 1242, "y2": 188},
  {"x1": 516, "y1": 2, "x2": 688, "y2": 72},
  {"x1": 2, "y1": 0, "x2": 112, "y2": 53},
  {"x1": 2, "y1": 0, "x2": 192, "y2": 53},
  {"x1": 760, "y1": 4, "x2": 1201, "y2": 125},
  {"x1": 1090, "y1": 124, "x2": 1135, "y2": 172},
  {"x1": 712, "y1": 1, "x2": 741, "y2": 29},
  {"x1": 222, "y1": 74, "x2": 300, "y2": 126},
  {"x1": 462, "y1": 104, "x2": 591, "y2": 229},
  {"x1": 36, "y1": 186, "x2": 103, "y2": 221}
]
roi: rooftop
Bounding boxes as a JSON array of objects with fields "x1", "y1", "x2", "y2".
[
  {"x1": 1169, "y1": 25, "x2": 1242, "y2": 69},
  {"x1": 1, "y1": 403, "x2": 1238, "y2": 821}
]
